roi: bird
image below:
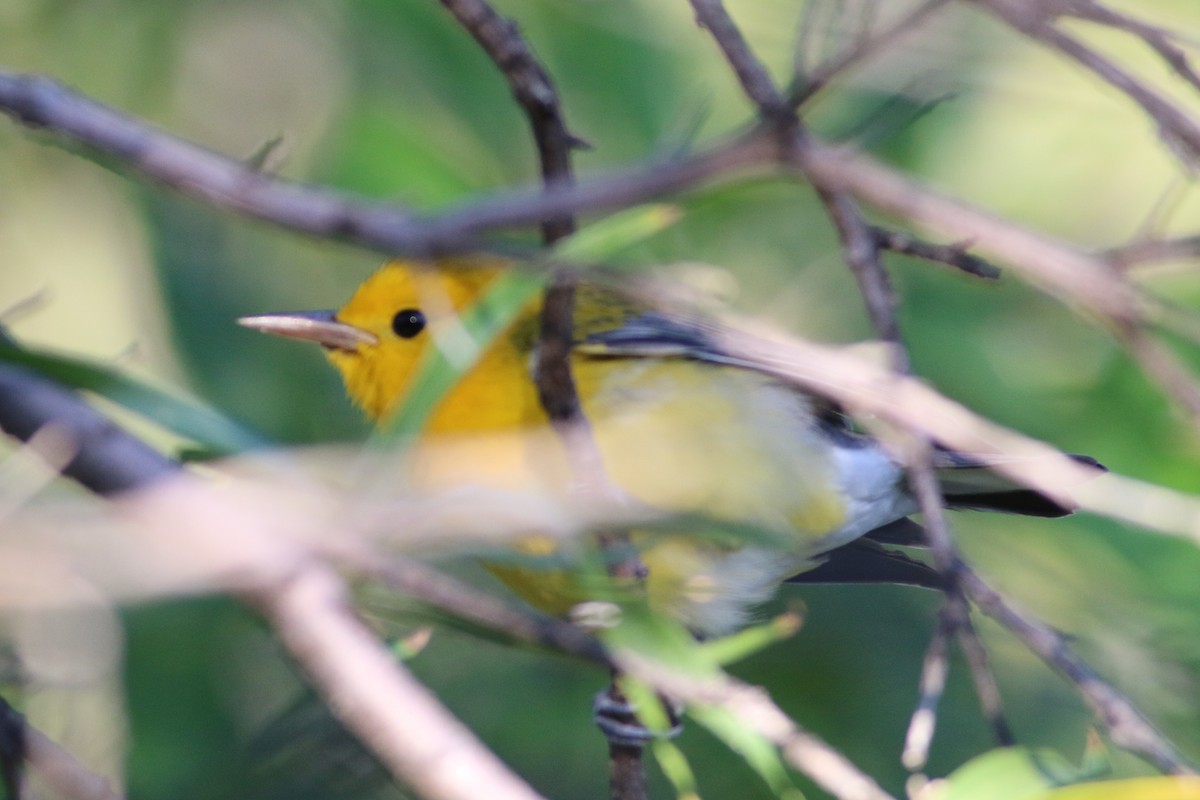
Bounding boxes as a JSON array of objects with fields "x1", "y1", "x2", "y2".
[{"x1": 239, "y1": 256, "x2": 1090, "y2": 637}]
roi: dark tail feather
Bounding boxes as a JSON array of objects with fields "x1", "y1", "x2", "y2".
[
  {"x1": 934, "y1": 451, "x2": 1104, "y2": 518},
  {"x1": 944, "y1": 489, "x2": 1073, "y2": 517},
  {"x1": 787, "y1": 452, "x2": 1103, "y2": 591}
]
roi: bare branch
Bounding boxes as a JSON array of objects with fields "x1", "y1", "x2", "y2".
[
  {"x1": 436, "y1": 7, "x2": 649, "y2": 791},
  {"x1": 1116, "y1": 326, "x2": 1200, "y2": 427},
  {"x1": 906, "y1": 588, "x2": 1013, "y2": 773},
  {"x1": 0, "y1": 66, "x2": 1150, "y2": 340},
  {"x1": 795, "y1": 138, "x2": 1143, "y2": 323},
  {"x1": 0, "y1": 696, "x2": 121, "y2": 800},
  {"x1": 902, "y1": 601, "x2": 952, "y2": 772},
  {"x1": 0, "y1": 67, "x2": 1166, "y2": 340},
  {"x1": 790, "y1": 0, "x2": 953, "y2": 105},
  {"x1": 977, "y1": 0, "x2": 1200, "y2": 166},
  {"x1": 872, "y1": 227, "x2": 1001, "y2": 280},
  {"x1": 0, "y1": 72, "x2": 435, "y2": 251},
  {"x1": 687, "y1": 0, "x2": 790, "y2": 118},
  {"x1": 533, "y1": 272, "x2": 647, "y2": 575},
  {"x1": 1066, "y1": 0, "x2": 1200, "y2": 94},
  {"x1": 367, "y1": 558, "x2": 610, "y2": 666},
  {"x1": 534, "y1": 269, "x2": 646, "y2": 797},
  {"x1": 250, "y1": 564, "x2": 549, "y2": 800},
  {"x1": 0, "y1": 363, "x2": 550, "y2": 800},
  {"x1": 952, "y1": 604, "x2": 1014, "y2": 747},
  {"x1": 955, "y1": 558, "x2": 1193, "y2": 774},
  {"x1": 436, "y1": 0, "x2": 580, "y2": 243},
  {"x1": 0, "y1": 357, "x2": 179, "y2": 496},
  {"x1": 1104, "y1": 234, "x2": 1200, "y2": 268},
  {"x1": 815, "y1": 188, "x2": 903, "y2": 349},
  {"x1": 608, "y1": 743, "x2": 648, "y2": 800}
]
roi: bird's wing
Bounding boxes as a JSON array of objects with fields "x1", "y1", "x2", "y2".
[{"x1": 576, "y1": 311, "x2": 735, "y2": 362}]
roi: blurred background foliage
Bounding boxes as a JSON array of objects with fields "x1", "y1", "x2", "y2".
[{"x1": 2, "y1": 0, "x2": 1200, "y2": 798}]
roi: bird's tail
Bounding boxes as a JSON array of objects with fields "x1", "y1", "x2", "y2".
[
  {"x1": 931, "y1": 449, "x2": 1104, "y2": 518},
  {"x1": 788, "y1": 449, "x2": 1103, "y2": 590}
]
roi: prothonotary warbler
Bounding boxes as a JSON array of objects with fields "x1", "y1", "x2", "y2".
[{"x1": 240, "y1": 257, "x2": 1091, "y2": 636}]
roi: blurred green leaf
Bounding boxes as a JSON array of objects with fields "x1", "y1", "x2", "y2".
[
  {"x1": 601, "y1": 602, "x2": 720, "y2": 679},
  {"x1": 1037, "y1": 777, "x2": 1200, "y2": 800},
  {"x1": 0, "y1": 336, "x2": 268, "y2": 455},
  {"x1": 651, "y1": 738, "x2": 702, "y2": 800},
  {"x1": 688, "y1": 705, "x2": 799, "y2": 798},
  {"x1": 603, "y1": 605, "x2": 801, "y2": 797},
  {"x1": 696, "y1": 612, "x2": 803, "y2": 666},
  {"x1": 938, "y1": 748, "x2": 1092, "y2": 800},
  {"x1": 553, "y1": 204, "x2": 683, "y2": 262}
]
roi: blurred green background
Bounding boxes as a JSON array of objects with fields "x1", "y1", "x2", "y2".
[{"x1": 3, "y1": 0, "x2": 1200, "y2": 798}]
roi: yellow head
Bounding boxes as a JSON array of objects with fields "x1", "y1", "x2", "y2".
[{"x1": 239, "y1": 258, "x2": 508, "y2": 420}]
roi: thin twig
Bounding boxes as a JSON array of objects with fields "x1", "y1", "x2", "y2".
[
  {"x1": 790, "y1": 0, "x2": 953, "y2": 105},
  {"x1": 794, "y1": 137, "x2": 1143, "y2": 324},
  {"x1": 905, "y1": 585, "x2": 1012, "y2": 773},
  {"x1": 977, "y1": 0, "x2": 1200, "y2": 166},
  {"x1": 902, "y1": 601, "x2": 952, "y2": 772},
  {"x1": 603, "y1": 677, "x2": 650, "y2": 800},
  {"x1": 686, "y1": 0, "x2": 912, "y2": 360},
  {"x1": 687, "y1": 0, "x2": 791, "y2": 119},
  {"x1": 907, "y1": 449, "x2": 1013, "y2": 759},
  {"x1": 690, "y1": 1, "x2": 1010, "y2": 767},
  {"x1": 0, "y1": 65, "x2": 1145, "y2": 331},
  {"x1": 1104, "y1": 234, "x2": 1200, "y2": 268},
  {"x1": 816, "y1": 188, "x2": 903, "y2": 349},
  {"x1": 367, "y1": 558, "x2": 611, "y2": 666},
  {"x1": 955, "y1": 557, "x2": 1193, "y2": 774},
  {"x1": 0, "y1": 695, "x2": 120, "y2": 800},
  {"x1": 0, "y1": 67, "x2": 777, "y2": 253},
  {"x1": 1118, "y1": 325, "x2": 1200, "y2": 426},
  {"x1": 536, "y1": 271, "x2": 645, "y2": 796},
  {"x1": 436, "y1": 0, "x2": 580, "y2": 243},
  {"x1": 1066, "y1": 0, "x2": 1200, "y2": 94},
  {"x1": 952, "y1": 601, "x2": 1014, "y2": 747},
  {"x1": 871, "y1": 226, "x2": 1001, "y2": 280}
]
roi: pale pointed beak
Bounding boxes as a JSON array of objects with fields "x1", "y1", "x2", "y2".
[{"x1": 237, "y1": 310, "x2": 379, "y2": 351}]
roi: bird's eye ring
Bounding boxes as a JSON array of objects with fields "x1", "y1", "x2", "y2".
[{"x1": 391, "y1": 309, "x2": 426, "y2": 338}]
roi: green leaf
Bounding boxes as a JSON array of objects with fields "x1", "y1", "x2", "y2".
[
  {"x1": 553, "y1": 204, "x2": 682, "y2": 262},
  {"x1": 689, "y1": 705, "x2": 800, "y2": 798},
  {"x1": 1036, "y1": 777, "x2": 1200, "y2": 800},
  {"x1": 695, "y1": 612, "x2": 802, "y2": 666},
  {"x1": 0, "y1": 337, "x2": 268, "y2": 455},
  {"x1": 618, "y1": 675, "x2": 676, "y2": 737},
  {"x1": 651, "y1": 739, "x2": 701, "y2": 800},
  {"x1": 600, "y1": 602, "x2": 720, "y2": 681},
  {"x1": 938, "y1": 748, "x2": 1089, "y2": 800}
]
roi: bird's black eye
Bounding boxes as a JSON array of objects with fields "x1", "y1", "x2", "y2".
[{"x1": 391, "y1": 309, "x2": 426, "y2": 338}]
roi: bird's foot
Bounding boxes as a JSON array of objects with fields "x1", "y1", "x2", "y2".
[{"x1": 592, "y1": 688, "x2": 682, "y2": 748}]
